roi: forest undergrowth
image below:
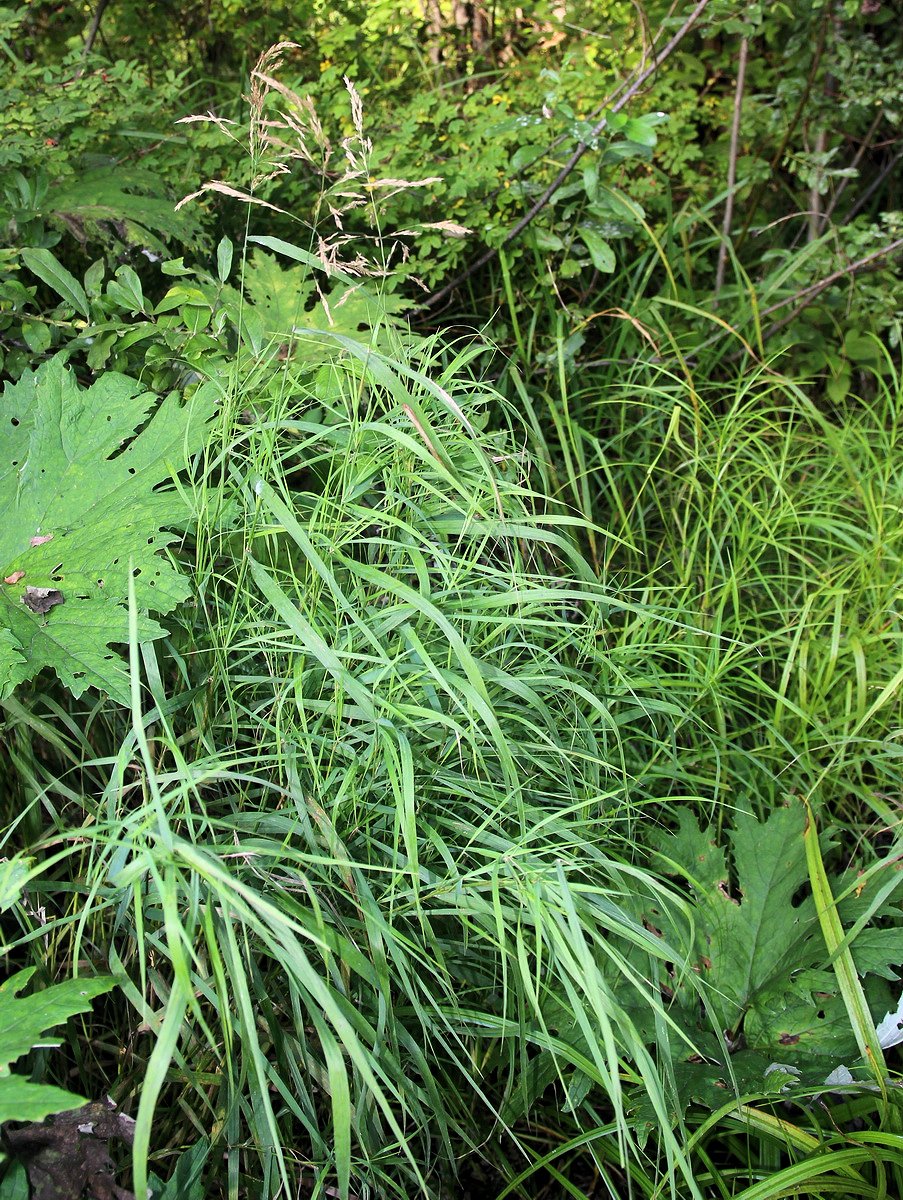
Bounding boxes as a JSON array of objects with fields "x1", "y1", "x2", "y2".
[{"x1": 2, "y1": 4, "x2": 903, "y2": 1199}]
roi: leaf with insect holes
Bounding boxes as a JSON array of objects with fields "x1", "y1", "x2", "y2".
[
  {"x1": 0, "y1": 626, "x2": 26, "y2": 694},
  {"x1": 0, "y1": 356, "x2": 214, "y2": 704},
  {"x1": 642, "y1": 805, "x2": 899, "y2": 1104}
]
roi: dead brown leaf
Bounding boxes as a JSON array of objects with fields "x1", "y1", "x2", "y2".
[{"x1": 21, "y1": 587, "x2": 65, "y2": 615}]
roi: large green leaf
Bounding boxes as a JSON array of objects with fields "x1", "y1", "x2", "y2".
[
  {"x1": 241, "y1": 245, "x2": 409, "y2": 361},
  {"x1": 645, "y1": 805, "x2": 899, "y2": 1104},
  {"x1": 48, "y1": 167, "x2": 202, "y2": 255},
  {"x1": 0, "y1": 626, "x2": 26, "y2": 695},
  {"x1": 653, "y1": 806, "x2": 825, "y2": 1032},
  {"x1": 0, "y1": 1077, "x2": 92, "y2": 1126},
  {"x1": 20, "y1": 248, "x2": 89, "y2": 319},
  {"x1": 0, "y1": 357, "x2": 214, "y2": 703},
  {"x1": 0, "y1": 969, "x2": 117, "y2": 1125}
]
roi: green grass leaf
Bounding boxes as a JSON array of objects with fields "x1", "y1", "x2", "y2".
[{"x1": 803, "y1": 798, "x2": 888, "y2": 1089}]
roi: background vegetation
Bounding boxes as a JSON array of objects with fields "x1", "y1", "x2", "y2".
[{"x1": 1, "y1": 1, "x2": 902, "y2": 1197}]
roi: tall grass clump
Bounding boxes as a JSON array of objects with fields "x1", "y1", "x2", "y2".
[
  {"x1": 501, "y1": 215, "x2": 903, "y2": 832},
  {"x1": 490, "y1": 232, "x2": 903, "y2": 1195},
  {"x1": 0, "y1": 50, "x2": 715, "y2": 1200},
  {"x1": 2, "y1": 286, "x2": 713, "y2": 1199},
  {"x1": 540, "y1": 351, "x2": 903, "y2": 824}
]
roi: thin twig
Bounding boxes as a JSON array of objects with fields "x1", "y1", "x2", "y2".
[
  {"x1": 421, "y1": 0, "x2": 444, "y2": 66},
  {"x1": 474, "y1": 4, "x2": 658, "y2": 214},
  {"x1": 419, "y1": 0, "x2": 713, "y2": 311},
  {"x1": 75, "y1": 0, "x2": 111, "y2": 78},
  {"x1": 807, "y1": 6, "x2": 839, "y2": 241},
  {"x1": 823, "y1": 107, "x2": 884, "y2": 222},
  {"x1": 759, "y1": 237, "x2": 903, "y2": 320},
  {"x1": 807, "y1": 126, "x2": 829, "y2": 243},
  {"x1": 843, "y1": 145, "x2": 903, "y2": 225},
  {"x1": 715, "y1": 36, "x2": 749, "y2": 296},
  {"x1": 735, "y1": 10, "x2": 829, "y2": 253},
  {"x1": 732, "y1": 236, "x2": 903, "y2": 355}
]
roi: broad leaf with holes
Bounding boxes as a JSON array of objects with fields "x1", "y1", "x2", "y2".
[
  {"x1": 0, "y1": 357, "x2": 214, "y2": 703},
  {"x1": 639, "y1": 805, "x2": 899, "y2": 1112}
]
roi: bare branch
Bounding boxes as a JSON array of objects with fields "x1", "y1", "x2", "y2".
[
  {"x1": 419, "y1": 0, "x2": 713, "y2": 312},
  {"x1": 824, "y1": 107, "x2": 884, "y2": 222},
  {"x1": 75, "y1": 0, "x2": 112, "y2": 78},
  {"x1": 729, "y1": 237, "x2": 903, "y2": 357},
  {"x1": 807, "y1": 126, "x2": 829, "y2": 243},
  {"x1": 715, "y1": 36, "x2": 749, "y2": 296},
  {"x1": 843, "y1": 145, "x2": 903, "y2": 225}
]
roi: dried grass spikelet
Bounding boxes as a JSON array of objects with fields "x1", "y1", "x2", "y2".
[
  {"x1": 246, "y1": 42, "x2": 301, "y2": 153},
  {"x1": 396, "y1": 221, "x2": 472, "y2": 238},
  {"x1": 175, "y1": 44, "x2": 470, "y2": 285},
  {"x1": 175, "y1": 113, "x2": 238, "y2": 133},
  {"x1": 177, "y1": 42, "x2": 306, "y2": 220},
  {"x1": 175, "y1": 181, "x2": 287, "y2": 214}
]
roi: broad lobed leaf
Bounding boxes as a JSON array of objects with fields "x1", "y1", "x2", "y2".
[
  {"x1": 0, "y1": 969, "x2": 117, "y2": 1071},
  {"x1": 0, "y1": 1077, "x2": 90, "y2": 1126},
  {"x1": 646, "y1": 806, "x2": 903, "y2": 1104},
  {"x1": 653, "y1": 807, "x2": 825, "y2": 1030},
  {"x1": 0, "y1": 357, "x2": 214, "y2": 703},
  {"x1": 0, "y1": 970, "x2": 118, "y2": 1126}
]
